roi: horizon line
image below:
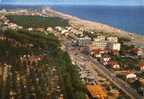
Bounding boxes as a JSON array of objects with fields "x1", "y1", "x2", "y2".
[{"x1": 0, "y1": 3, "x2": 144, "y2": 6}]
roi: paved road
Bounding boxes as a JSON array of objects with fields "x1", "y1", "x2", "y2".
[
  {"x1": 54, "y1": 30, "x2": 143, "y2": 99},
  {"x1": 89, "y1": 57, "x2": 142, "y2": 99},
  {"x1": 64, "y1": 42, "x2": 143, "y2": 99}
]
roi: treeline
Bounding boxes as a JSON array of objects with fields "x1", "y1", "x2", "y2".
[{"x1": 6, "y1": 15, "x2": 69, "y2": 28}]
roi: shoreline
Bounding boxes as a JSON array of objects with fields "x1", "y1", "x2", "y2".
[{"x1": 46, "y1": 7, "x2": 144, "y2": 45}]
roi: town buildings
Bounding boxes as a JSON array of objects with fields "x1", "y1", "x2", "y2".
[{"x1": 77, "y1": 36, "x2": 91, "y2": 47}]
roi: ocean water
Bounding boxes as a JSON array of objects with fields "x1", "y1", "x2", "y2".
[
  {"x1": 52, "y1": 5, "x2": 144, "y2": 35},
  {"x1": 0, "y1": 5, "x2": 144, "y2": 35}
]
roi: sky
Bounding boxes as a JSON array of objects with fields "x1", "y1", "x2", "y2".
[{"x1": 0, "y1": 0, "x2": 144, "y2": 6}]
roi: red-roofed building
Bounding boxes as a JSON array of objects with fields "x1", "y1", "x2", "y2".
[
  {"x1": 139, "y1": 61, "x2": 144, "y2": 71},
  {"x1": 91, "y1": 49, "x2": 105, "y2": 58},
  {"x1": 109, "y1": 61, "x2": 120, "y2": 69}
]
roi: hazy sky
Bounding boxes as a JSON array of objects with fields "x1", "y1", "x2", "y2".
[{"x1": 0, "y1": 0, "x2": 144, "y2": 6}]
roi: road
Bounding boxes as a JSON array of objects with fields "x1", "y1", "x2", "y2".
[
  {"x1": 53, "y1": 30, "x2": 143, "y2": 99},
  {"x1": 64, "y1": 41, "x2": 143, "y2": 99}
]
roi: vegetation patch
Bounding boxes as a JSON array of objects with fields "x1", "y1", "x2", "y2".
[{"x1": 6, "y1": 15, "x2": 69, "y2": 28}]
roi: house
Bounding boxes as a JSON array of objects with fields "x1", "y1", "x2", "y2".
[
  {"x1": 139, "y1": 61, "x2": 144, "y2": 70},
  {"x1": 8, "y1": 23, "x2": 17, "y2": 30},
  {"x1": 0, "y1": 36, "x2": 6, "y2": 40},
  {"x1": 102, "y1": 55, "x2": 111, "y2": 65},
  {"x1": 90, "y1": 49, "x2": 104, "y2": 58},
  {"x1": 28, "y1": 28, "x2": 33, "y2": 31},
  {"x1": 46, "y1": 27, "x2": 53, "y2": 32},
  {"x1": 17, "y1": 26, "x2": 23, "y2": 29},
  {"x1": 55, "y1": 26, "x2": 62, "y2": 32},
  {"x1": 35, "y1": 28, "x2": 45, "y2": 32},
  {"x1": 103, "y1": 55, "x2": 111, "y2": 62},
  {"x1": 137, "y1": 49, "x2": 144, "y2": 56},
  {"x1": 109, "y1": 61, "x2": 120, "y2": 69},
  {"x1": 126, "y1": 73, "x2": 137, "y2": 79},
  {"x1": 20, "y1": 55, "x2": 43, "y2": 65}
]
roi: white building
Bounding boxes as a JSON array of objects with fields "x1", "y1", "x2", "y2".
[
  {"x1": 126, "y1": 73, "x2": 137, "y2": 79},
  {"x1": 28, "y1": 28, "x2": 33, "y2": 31},
  {"x1": 91, "y1": 41, "x2": 108, "y2": 50},
  {"x1": 61, "y1": 29, "x2": 69, "y2": 35},
  {"x1": 107, "y1": 37, "x2": 118, "y2": 43},
  {"x1": 94, "y1": 36, "x2": 105, "y2": 42},
  {"x1": 77, "y1": 36, "x2": 91, "y2": 46},
  {"x1": 55, "y1": 26, "x2": 62, "y2": 32},
  {"x1": 110, "y1": 43, "x2": 121, "y2": 51},
  {"x1": 47, "y1": 27, "x2": 53, "y2": 32},
  {"x1": 8, "y1": 23, "x2": 17, "y2": 29},
  {"x1": 137, "y1": 48, "x2": 144, "y2": 56}
]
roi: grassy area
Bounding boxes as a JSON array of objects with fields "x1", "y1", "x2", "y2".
[
  {"x1": 6, "y1": 15, "x2": 69, "y2": 28},
  {"x1": 0, "y1": 29, "x2": 85, "y2": 99}
]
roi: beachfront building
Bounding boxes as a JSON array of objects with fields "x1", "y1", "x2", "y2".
[
  {"x1": 107, "y1": 37, "x2": 118, "y2": 43},
  {"x1": 94, "y1": 36, "x2": 106, "y2": 42},
  {"x1": 91, "y1": 41, "x2": 108, "y2": 50}
]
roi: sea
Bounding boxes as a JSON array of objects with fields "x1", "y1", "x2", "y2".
[
  {"x1": 0, "y1": 5, "x2": 144, "y2": 35},
  {"x1": 52, "y1": 5, "x2": 144, "y2": 35}
]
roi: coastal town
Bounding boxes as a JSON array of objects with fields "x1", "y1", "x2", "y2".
[{"x1": 0, "y1": 8, "x2": 144, "y2": 99}]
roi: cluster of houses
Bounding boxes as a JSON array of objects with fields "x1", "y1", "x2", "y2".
[
  {"x1": 19, "y1": 54, "x2": 43, "y2": 66},
  {"x1": 0, "y1": 15, "x2": 23, "y2": 30},
  {"x1": 74, "y1": 35, "x2": 122, "y2": 70},
  {"x1": 54, "y1": 25, "x2": 144, "y2": 97},
  {"x1": 0, "y1": 34, "x2": 34, "y2": 49}
]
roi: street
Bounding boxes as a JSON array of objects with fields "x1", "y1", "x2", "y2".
[{"x1": 65, "y1": 41, "x2": 143, "y2": 99}]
